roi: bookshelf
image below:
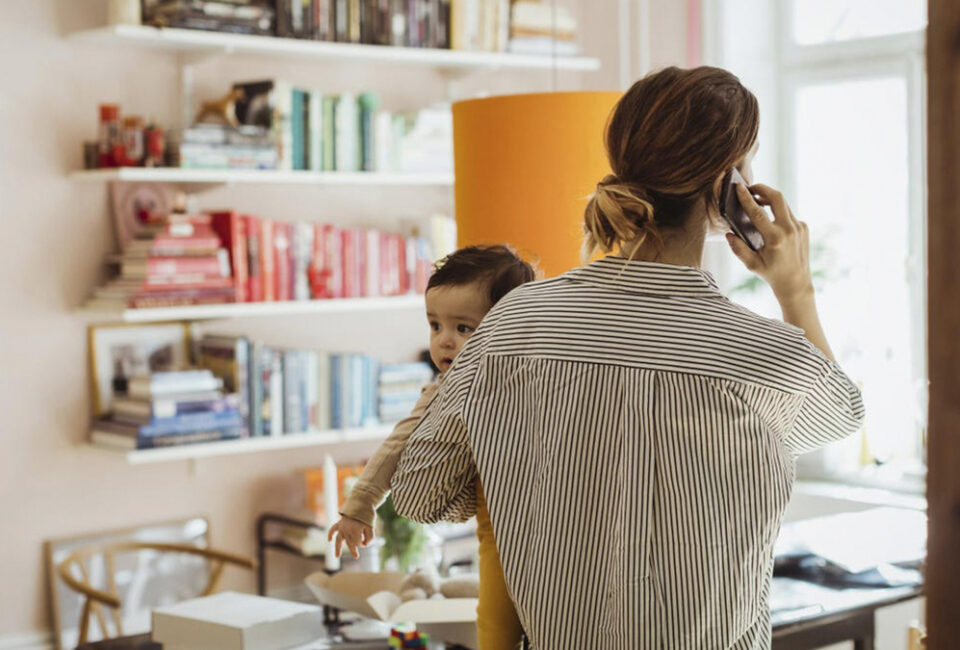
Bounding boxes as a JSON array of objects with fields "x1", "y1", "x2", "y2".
[
  {"x1": 93, "y1": 424, "x2": 393, "y2": 465},
  {"x1": 84, "y1": 294, "x2": 426, "y2": 322},
  {"x1": 69, "y1": 24, "x2": 602, "y2": 73},
  {"x1": 71, "y1": 168, "x2": 454, "y2": 186}
]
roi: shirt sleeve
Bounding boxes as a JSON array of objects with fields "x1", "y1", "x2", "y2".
[
  {"x1": 338, "y1": 380, "x2": 440, "y2": 527},
  {"x1": 785, "y1": 353, "x2": 866, "y2": 456},
  {"x1": 390, "y1": 318, "x2": 494, "y2": 524}
]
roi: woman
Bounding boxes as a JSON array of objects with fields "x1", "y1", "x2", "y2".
[{"x1": 391, "y1": 67, "x2": 864, "y2": 649}]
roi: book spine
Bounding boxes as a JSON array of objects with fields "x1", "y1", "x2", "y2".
[
  {"x1": 243, "y1": 215, "x2": 263, "y2": 302},
  {"x1": 261, "y1": 219, "x2": 276, "y2": 301},
  {"x1": 270, "y1": 350, "x2": 284, "y2": 435},
  {"x1": 335, "y1": 0, "x2": 348, "y2": 40},
  {"x1": 132, "y1": 257, "x2": 224, "y2": 277},
  {"x1": 283, "y1": 350, "x2": 304, "y2": 433},
  {"x1": 329, "y1": 354, "x2": 341, "y2": 428},
  {"x1": 139, "y1": 409, "x2": 244, "y2": 437},
  {"x1": 137, "y1": 427, "x2": 244, "y2": 449},
  {"x1": 322, "y1": 95, "x2": 336, "y2": 170},
  {"x1": 291, "y1": 88, "x2": 305, "y2": 170},
  {"x1": 308, "y1": 90, "x2": 322, "y2": 172},
  {"x1": 209, "y1": 211, "x2": 249, "y2": 303},
  {"x1": 139, "y1": 396, "x2": 235, "y2": 420},
  {"x1": 294, "y1": 222, "x2": 313, "y2": 301},
  {"x1": 317, "y1": 353, "x2": 332, "y2": 429},
  {"x1": 341, "y1": 228, "x2": 356, "y2": 298},
  {"x1": 249, "y1": 342, "x2": 264, "y2": 437},
  {"x1": 349, "y1": 0, "x2": 361, "y2": 42},
  {"x1": 274, "y1": 222, "x2": 291, "y2": 302},
  {"x1": 366, "y1": 229, "x2": 381, "y2": 297},
  {"x1": 351, "y1": 355, "x2": 364, "y2": 427}
]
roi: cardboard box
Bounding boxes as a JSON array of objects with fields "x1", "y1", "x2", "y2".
[
  {"x1": 152, "y1": 591, "x2": 327, "y2": 650},
  {"x1": 304, "y1": 571, "x2": 478, "y2": 648}
]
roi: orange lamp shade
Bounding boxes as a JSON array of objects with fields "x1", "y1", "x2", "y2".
[{"x1": 452, "y1": 91, "x2": 622, "y2": 277}]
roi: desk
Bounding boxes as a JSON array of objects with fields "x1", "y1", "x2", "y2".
[
  {"x1": 78, "y1": 580, "x2": 922, "y2": 650},
  {"x1": 771, "y1": 578, "x2": 923, "y2": 649}
]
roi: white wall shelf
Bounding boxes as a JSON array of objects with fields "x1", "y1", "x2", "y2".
[
  {"x1": 84, "y1": 294, "x2": 426, "y2": 323},
  {"x1": 69, "y1": 25, "x2": 601, "y2": 73},
  {"x1": 70, "y1": 168, "x2": 454, "y2": 187},
  {"x1": 93, "y1": 425, "x2": 392, "y2": 465}
]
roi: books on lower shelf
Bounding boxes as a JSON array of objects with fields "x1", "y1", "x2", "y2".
[
  {"x1": 91, "y1": 352, "x2": 436, "y2": 451},
  {"x1": 87, "y1": 209, "x2": 447, "y2": 310}
]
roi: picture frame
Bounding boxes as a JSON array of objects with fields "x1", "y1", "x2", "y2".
[{"x1": 88, "y1": 322, "x2": 192, "y2": 416}]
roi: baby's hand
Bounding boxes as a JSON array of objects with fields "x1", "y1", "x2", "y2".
[{"x1": 327, "y1": 516, "x2": 374, "y2": 559}]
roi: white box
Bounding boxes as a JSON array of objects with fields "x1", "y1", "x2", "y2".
[
  {"x1": 304, "y1": 572, "x2": 478, "y2": 648},
  {"x1": 151, "y1": 591, "x2": 327, "y2": 650}
]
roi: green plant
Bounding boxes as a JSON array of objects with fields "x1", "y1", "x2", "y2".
[{"x1": 376, "y1": 494, "x2": 428, "y2": 573}]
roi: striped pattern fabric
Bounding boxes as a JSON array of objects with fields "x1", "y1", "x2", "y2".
[{"x1": 392, "y1": 256, "x2": 865, "y2": 649}]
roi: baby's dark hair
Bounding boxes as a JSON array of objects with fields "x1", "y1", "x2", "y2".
[{"x1": 427, "y1": 244, "x2": 537, "y2": 307}]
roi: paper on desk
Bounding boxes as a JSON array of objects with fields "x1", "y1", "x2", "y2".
[{"x1": 775, "y1": 507, "x2": 925, "y2": 574}]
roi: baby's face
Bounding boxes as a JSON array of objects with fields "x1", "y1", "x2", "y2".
[{"x1": 425, "y1": 282, "x2": 491, "y2": 373}]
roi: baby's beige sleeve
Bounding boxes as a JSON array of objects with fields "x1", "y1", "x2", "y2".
[{"x1": 338, "y1": 380, "x2": 440, "y2": 527}]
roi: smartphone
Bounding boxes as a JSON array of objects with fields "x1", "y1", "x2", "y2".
[{"x1": 719, "y1": 168, "x2": 764, "y2": 251}]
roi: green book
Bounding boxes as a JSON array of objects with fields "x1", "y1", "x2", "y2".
[
  {"x1": 322, "y1": 95, "x2": 336, "y2": 171},
  {"x1": 291, "y1": 88, "x2": 305, "y2": 171},
  {"x1": 358, "y1": 92, "x2": 380, "y2": 172}
]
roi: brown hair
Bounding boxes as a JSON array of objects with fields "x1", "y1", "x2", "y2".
[
  {"x1": 583, "y1": 66, "x2": 760, "y2": 259},
  {"x1": 427, "y1": 244, "x2": 537, "y2": 307}
]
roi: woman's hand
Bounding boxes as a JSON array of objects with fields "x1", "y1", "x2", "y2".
[
  {"x1": 726, "y1": 183, "x2": 836, "y2": 362},
  {"x1": 328, "y1": 516, "x2": 374, "y2": 559},
  {"x1": 726, "y1": 183, "x2": 814, "y2": 303}
]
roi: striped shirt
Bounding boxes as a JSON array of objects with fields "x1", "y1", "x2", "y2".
[{"x1": 391, "y1": 256, "x2": 865, "y2": 649}]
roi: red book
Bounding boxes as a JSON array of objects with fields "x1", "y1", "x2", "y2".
[
  {"x1": 355, "y1": 229, "x2": 366, "y2": 298},
  {"x1": 208, "y1": 210, "x2": 249, "y2": 303},
  {"x1": 379, "y1": 232, "x2": 392, "y2": 296},
  {"x1": 128, "y1": 286, "x2": 236, "y2": 308},
  {"x1": 364, "y1": 229, "x2": 380, "y2": 298},
  {"x1": 260, "y1": 219, "x2": 276, "y2": 302},
  {"x1": 135, "y1": 276, "x2": 235, "y2": 291},
  {"x1": 243, "y1": 215, "x2": 263, "y2": 302},
  {"x1": 341, "y1": 228, "x2": 356, "y2": 298},
  {"x1": 397, "y1": 234, "x2": 410, "y2": 295},
  {"x1": 310, "y1": 224, "x2": 344, "y2": 299},
  {"x1": 274, "y1": 222, "x2": 292, "y2": 302},
  {"x1": 149, "y1": 233, "x2": 222, "y2": 251},
  {"x1": 123, "y1": 256, "x2": 225, "y2": 279}
]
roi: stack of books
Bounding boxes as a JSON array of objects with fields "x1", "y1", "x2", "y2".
[
  {"x1": 88, "y1": 210, "x2": 441, "y2": 309},
  {"x1": 173, "y1": 124, "x2": 278, "y2": 170},
  {"x1": 91, "y1": 370, "x2": 244, "y2": 450},
  {"x1": 378, "y1": 362, "x2": 435, "y2": 423},
  {"x1": 90, "y1": 214, "x2": 235, "y2": 310},
  {"x1": 221, "y1": 80, "x2": 453, "y2": 174},
  {"x1": 143, "y1": 1, "x2": 277, "y2": 36},
  {"x1": 508, "y1": 1, "x2": 580, "y2": 56}
]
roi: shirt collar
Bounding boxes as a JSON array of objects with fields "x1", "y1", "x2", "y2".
[{"x1": 563, "y1": 256, "x2": 721, "y2": 298}]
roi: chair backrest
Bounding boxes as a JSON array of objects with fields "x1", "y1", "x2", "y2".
[{"x1": 57, "y1": 541, "x2": 255, "y2": 646}]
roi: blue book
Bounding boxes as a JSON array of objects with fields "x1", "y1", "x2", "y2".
[
  {"x1": 138, "y1": 409, "x2": 244, "y2": 437},
  {"x1": 330, "y1": 354, "x2": 343, "y2": 429},
  {"x1": 134, "y1": 427, "x2": 244, "y2": 449}
]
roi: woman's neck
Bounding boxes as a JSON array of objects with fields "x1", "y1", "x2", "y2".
[{"x1": 621, "y1": 218, "x2": 708, "y2": 268}]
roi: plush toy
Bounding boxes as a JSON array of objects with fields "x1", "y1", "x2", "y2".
[
  {"x1": 439, "y1": 575, "x2": 480, "y2": 598},
  {"x1": 398, "y1": 568, "x2": 440, "y2": 596}
]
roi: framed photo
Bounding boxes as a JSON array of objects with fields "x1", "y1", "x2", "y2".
[{"x1": 88, "y1": 322, "x2": 192, "y2": 416}]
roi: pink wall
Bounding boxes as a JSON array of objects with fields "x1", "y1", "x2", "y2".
[{"x1": 0, "y1": 0, "x2": 689, "y2": 637}]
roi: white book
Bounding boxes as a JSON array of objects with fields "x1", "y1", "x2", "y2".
[
  {"x1": 373, "y1": 110, "x2": 393, "y2": 172},
  {"x1": 151, "y1": 591, "x2": 326, "y2": 650},
  {"x1": 334, "y1": 93, "x2": 358, "y2": 172},
  {"x1": 316, "y1": 353, "x2": 332, "y2": 431}
]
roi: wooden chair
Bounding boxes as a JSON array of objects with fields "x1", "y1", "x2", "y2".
[{"x1": 57, "y1": 541, "x2": 256, "y2": 645}]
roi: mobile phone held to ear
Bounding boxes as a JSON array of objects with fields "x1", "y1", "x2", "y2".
[{"x1": 720, "y1": 168, "x2": 764, "y2": 251}]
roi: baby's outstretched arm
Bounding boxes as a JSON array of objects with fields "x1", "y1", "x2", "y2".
[{"x1": 328, "y1": 516, "x2": 374, "y2": 559}]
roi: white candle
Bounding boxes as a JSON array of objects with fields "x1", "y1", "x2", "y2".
[{"x1": 323, "y1": 453, "x2": 341, "y2": 571}]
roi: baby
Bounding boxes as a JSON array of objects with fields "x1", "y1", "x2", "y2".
[{"x1": 329, "y1": 244, "x2": 536, "y2": 650}]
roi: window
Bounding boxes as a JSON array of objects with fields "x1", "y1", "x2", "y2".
[{"x1": 715, "y1": 0, "x2": 927, "y2": 486}]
